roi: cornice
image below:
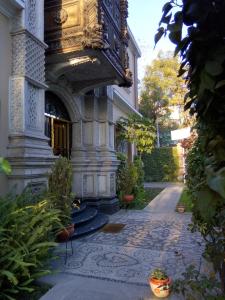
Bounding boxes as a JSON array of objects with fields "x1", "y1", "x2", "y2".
[{"x1": 0, "y1": 0, "x2": 24, "y2": 18}]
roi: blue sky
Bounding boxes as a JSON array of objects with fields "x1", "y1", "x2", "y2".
[{"x1": 128, "y1": 0, "x2": 175, "y2": 80}]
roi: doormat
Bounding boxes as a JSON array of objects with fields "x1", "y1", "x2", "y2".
[{"x1": 101, "y1": 223, "x2": 125, "y2": 234}]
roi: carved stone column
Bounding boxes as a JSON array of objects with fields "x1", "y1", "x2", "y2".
[
  {"x1": 71, "y1": 88, "x2": 119, "y2": 214},
  {"x1": 7, "y1": 0, "x2": 53, "y2": 192}
]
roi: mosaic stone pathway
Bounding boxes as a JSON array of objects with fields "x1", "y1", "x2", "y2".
[{"x1": 52, "y1": 188, "x2": 205, "y2": 286}]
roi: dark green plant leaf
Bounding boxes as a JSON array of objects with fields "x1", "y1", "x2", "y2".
[
  {"x1": 0, "y1": 158, "x2": 12, "y2": 175},
  {"x1": 205, "y1": 61, "x2": 223, "y2": 77},
  {"x1": 207, "y1": 167, "x2": 225, "y2": 199},
  {"x1": 169, "y1": 31, "x2": 182, "y2": 45},
  {"x1": 195, "y1": 189, "x2": 218, "y2": 221},
  {"x1": 1, "y1": 270, "x2": 18, "y2": 285},
  {"x1": 175, "y1": 37, "x2": 190, "y2": 57},
  {"x1": 215, "y1": 80, "x2": 225, "y2": 89},
  {"x1": 162, "y1": 2, "x2": 173, "y2": 16},
  {"x1": 154, "y1": 27, "x2": 165, "y2": 45}
]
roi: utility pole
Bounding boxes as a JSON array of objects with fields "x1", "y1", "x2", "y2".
[{"x1": 156, "y1": 118, "x2": 160, "y2": 148}]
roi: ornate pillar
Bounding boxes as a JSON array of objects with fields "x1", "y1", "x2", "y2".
[
  {"x1": 71, "y1": 88, "x2": 119, "y2": 214},
  {"x1": 7, "y1": 0, "x2": 53, "y2": 192}
]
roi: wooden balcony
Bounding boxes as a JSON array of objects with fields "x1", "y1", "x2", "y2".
[{"x1": 44, "y1": 0, "x2": 132, "y2": 90}]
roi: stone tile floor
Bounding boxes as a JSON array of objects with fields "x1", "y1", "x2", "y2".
[
  {"x1": 41, "y1": 185, "x2": 208, "y2": 299},
  {"x1": 53, "y1": 211, "x2": 204, "y2": 286}
]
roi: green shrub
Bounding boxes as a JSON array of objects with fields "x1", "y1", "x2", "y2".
[
  {"x1": 0, "y1": 192, "x2": 61, "y2": 300},
  {"x1": 133, "y1": 156, "x2": 144, "y2": 188},
  {"x1": 186, "y1": 139, "x2": 206, "y2": 196},
  {"x1": 142, "y1": 147, "x2": 181, "y2": 182},
  {"x1": 128, "y1": 187, "x2": 163, "y2": 210},
  {"x1": 48, "y1": 157, "x2": 73, "y2": 226},
  {"x1": 117, "y1": 162, "x2": 138, "y2": 195}
]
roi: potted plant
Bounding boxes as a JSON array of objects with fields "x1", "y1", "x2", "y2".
[
  {"x1": 176, "y1": 203, "x2": 186, "y2": 213},
  {"x1": 117, "y1": 162, "x2": 138, "y2": 203},
  {"x1": 48, "y1": 157, "x2": 75, "y2": 242},
  {"x1": 149, "y1": 268, "x2": 172, "y2": 298}
]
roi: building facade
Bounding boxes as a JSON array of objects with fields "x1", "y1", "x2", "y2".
[{"x1": 0, "y1": 0, "x2": 140, "y2": 213}]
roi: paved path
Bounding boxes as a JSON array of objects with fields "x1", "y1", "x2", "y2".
[
  {"x1": 144, "y1": 182, "x2": 183, "y2": 189},
  {"x1": 40, "y1": 184, "x2": 205, "y2": 300},
  {"x1": 144, "y1": 184, "x2": 184, "y2": 213}
]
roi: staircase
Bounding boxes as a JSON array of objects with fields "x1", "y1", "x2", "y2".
[{"x1": 71, "y1": 203, "x2": 109, "y2": 239}]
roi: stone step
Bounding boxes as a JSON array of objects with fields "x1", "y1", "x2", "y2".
[
  {"x1": 72, "y1": 203, "x2": 87, "y2": 217},
  {"x1": 72, "y1": 207, "x2": 98, "y2": 226},
  {"x1": 71, "y1": 213, "x2": 108, "y2": 239}
]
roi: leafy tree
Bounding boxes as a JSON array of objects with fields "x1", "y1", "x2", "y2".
[
  {"x1": 156, "y1": 0, "x2": 225, "y2": 295},
  {"x1": 140, "y1": 51, "x2": 189, "y2": 146},
  {"x1": 140, "y1": 51, "x2": 187, "y2": 121},
  {"x1": 117, "y1": 114, "x2": 156, "y2": 155}
]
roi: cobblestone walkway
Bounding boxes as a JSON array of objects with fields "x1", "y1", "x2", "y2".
[{"x1": 41, "y1": 185, "x2": 205, "y2": 299}]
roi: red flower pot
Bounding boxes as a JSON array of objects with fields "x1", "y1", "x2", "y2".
[
  {"x1": 123, "y1": 194, "x2": 134, "y2": 202},
  {"x1": 56, "y1": 224, "x2": 74, "y2": 243}
]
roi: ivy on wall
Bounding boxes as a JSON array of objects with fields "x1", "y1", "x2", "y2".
[{"x1": 142, "y1": 147, "x2": 181, "y2": 182}]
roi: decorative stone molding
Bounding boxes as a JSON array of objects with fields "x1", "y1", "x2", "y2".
[
  {"x1": 0, "y1": 0, "x2": 24, "y2": 18},
  {"x1": 26, "y1": 83, "x2": 39, "y2": 130},
  {"x1": 97, "y1": 174, "x2": 108, "y2": 195},
  {"x1": 110, "y1": 173, "x2": 116, "y2": 195},
  {"x1": 12, "y1": 31, "x2": 46, "y2": 86},
  {"x1": 82, "y1": 0, "x2": 104, "y2": 49},
  {"x1": 26, "y1": 0, "x2": 37, "y2": 36},
  {"x1": 9, "y1": 77, "x2": 25, "y2": 132},
  {"x1": 83, "y1": 174, "x2": 95, "y2": 196},
  {"x1": 53, "y1": 8, "x2": 68, "y2": 25},
  {"x1": 44, "y1": 0, "x2": 132, "y2": 86}
]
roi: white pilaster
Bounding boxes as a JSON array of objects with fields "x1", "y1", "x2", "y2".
[{"x1": 7, "y1": 0, "x2": 53, "y2": 192}]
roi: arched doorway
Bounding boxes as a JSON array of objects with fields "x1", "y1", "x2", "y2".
[{"x1": 45, "y1": 91, "x2": 72, "y2": 158}]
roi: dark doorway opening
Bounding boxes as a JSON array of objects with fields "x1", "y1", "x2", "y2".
[{"x1": 45, "y1": 91, "x2": 72, "y2": 158}]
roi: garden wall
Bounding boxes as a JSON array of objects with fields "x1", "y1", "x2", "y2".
[{"x1": 143, "y1": 145, "x2": 183, "y2": 182}]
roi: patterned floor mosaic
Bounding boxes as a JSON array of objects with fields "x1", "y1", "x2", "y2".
[{"x1": 54, "y1": 211, "x2": 206, "y2": 285}]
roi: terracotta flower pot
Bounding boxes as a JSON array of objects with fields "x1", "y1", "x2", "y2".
[
  {"x1": 67, "y1": 224, "x2": 75, "y2": 236},
  {"x1": 56, "y1": 224, "x2": 74, "y2": 243},
  {"x1": 123, "y1": 194, "x2": 134, "y2": 202},
  {"x1": 177, "y1": 205, "x2": 185, "y2": 213},
  {"x1": 149, "y1": 277, "x2": 171, "y2": 298}
]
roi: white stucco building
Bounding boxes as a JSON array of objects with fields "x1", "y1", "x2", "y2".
[{"x1": 0, "y1": 0, "x2": 140, "y2": 213}]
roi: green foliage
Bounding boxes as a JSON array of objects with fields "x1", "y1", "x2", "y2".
[
  {"x1": 186, "y1": 136, "x2": 206, "y2": 196},
  {"x1": 150, "y1": 268, "x2": 168, "y2": 280},
  {"x1": 117, "y1": 162, "x2": 138, "y2": 195},
  {"x1": 173, "y1": 265, "x2": 222, "y2": 300},
  {"x1": 156, "y1": 0, "x2": 225, "y2": 293},
  {"x1": 140, "y1": 51, "x2": 187, "y2": 121},
  {"x1": 128, "y1": 188, "x2": 163, "y2": 210},
  {"x1": 116, "y1": 152, "x2": 127, "y2": 195},
  {"x1": 116, "y1": 154, "x2": 147, "y2": 209},
  {"x1": 143, "y1": 147, "x2": 181, "y2": 182},
  {"x1": 117, "y1": 114, "x2": 156, "y2": 154},
  {"x1": 186, "y1": 128, "x2": 225, "y2": 290},
  {"x1": 48, "y1": 157, "x2": 73, "y2": 226},
  {"x1": 0, "y1": 158, "x2": 11, "y2": 175},
  {"x1": 177, "y1": 188, "x2": 193, "y2": 212},
  {"x1": 0, "y1": 192, "x2": 61, "y2": 300},
  {"x1": 133, "y1": 156, "x2": 144, "y2": 188}
]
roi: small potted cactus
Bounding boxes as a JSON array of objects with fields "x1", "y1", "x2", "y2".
[{"x1": 149, "y1": 268, "x2": 172, "y2": 298}]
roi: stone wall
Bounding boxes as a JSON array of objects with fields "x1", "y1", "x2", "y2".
[{"x1": 0, "y1": 12, "x2": 11, "y2": 195}]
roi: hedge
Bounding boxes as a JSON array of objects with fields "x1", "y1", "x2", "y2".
[{"x1": 142, "y1": 147, "x2": 181, "y2": 182}]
